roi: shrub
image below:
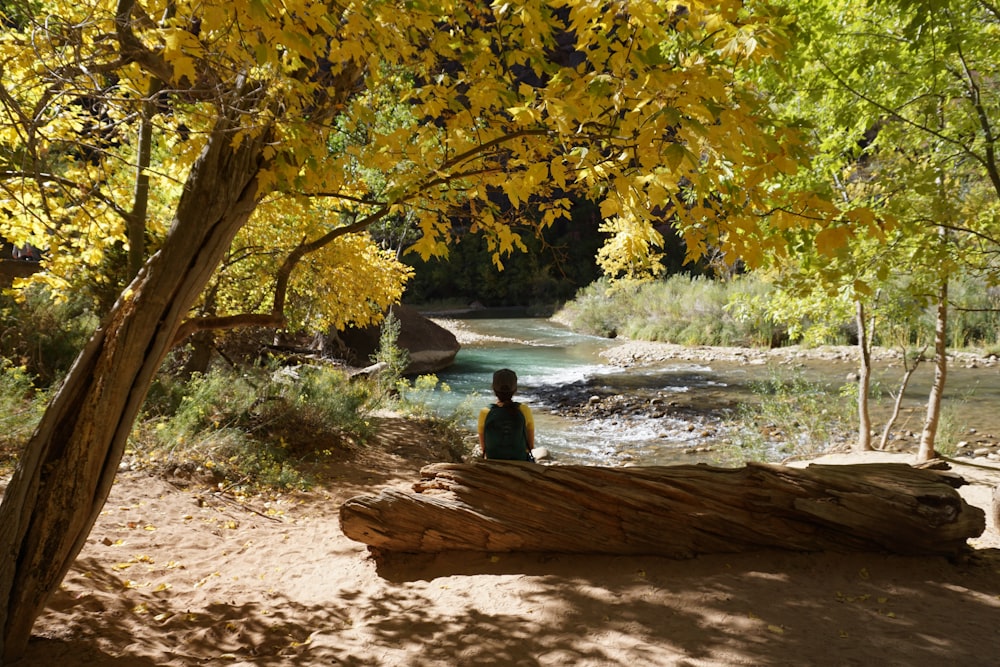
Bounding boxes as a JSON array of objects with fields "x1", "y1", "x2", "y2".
[
  {"x1": 556, "y1": 272, "x2": 1000, "y2": 352},
  {"x1": 0, "y1": 285, "x2": 98, "y2": 385},
  {"x1": 0, "y1": 360, "x2": 47, "y2": 469},
  {"x1": 554, "y1": 274, "x2": 780, "y2": 346},
  {"x1": 131, "y1": 363, "x2": 373, "y2": 491},
  {"x1": 551, "y1": 278, "x2": 640, "y2": 338},
  {"x1": 946, "y1": 280, "x2": 1000, "y2": 349},
  {"x1": 718, "y1": 369, "x2": 855, "y2": 465},
  {"x1": 368, "y1": 310, "x2": 409, "y2": 406}
]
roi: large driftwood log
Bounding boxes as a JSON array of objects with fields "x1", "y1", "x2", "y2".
[{"x1": 339, "y1": 461, "x2": 986, "y2": 557}]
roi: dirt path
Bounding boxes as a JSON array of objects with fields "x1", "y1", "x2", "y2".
[{"x1": 7, "y1": 422, "x2": 999, "y2": 666}]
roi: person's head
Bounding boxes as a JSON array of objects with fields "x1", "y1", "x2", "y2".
[{"x1": 492, "y1": 368, "x2": 517, "y2": 402}]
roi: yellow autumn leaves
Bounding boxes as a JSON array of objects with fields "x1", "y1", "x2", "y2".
[
  {"x1": 217, "y1": 197, "x2": 412, "y2": 332},
  {"x1": 0, "y1": 0, "x2": 828, "y2": 325}
]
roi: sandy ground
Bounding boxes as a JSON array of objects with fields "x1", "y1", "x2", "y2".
[{"x1": 3, "y1": 415, "x2": 997, "y2": 667}]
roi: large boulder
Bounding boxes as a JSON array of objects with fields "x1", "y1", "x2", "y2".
[
  {"x1": 0, "y1": 259, "x2": 40, "y2": 287},
  {"x1": 336, "y1": 304, "x2": 460, "y2": 374}
]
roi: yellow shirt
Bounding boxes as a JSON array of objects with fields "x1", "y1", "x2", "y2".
[{"x1": 477, "y1": 402, "x2": 535, "y2": 454}]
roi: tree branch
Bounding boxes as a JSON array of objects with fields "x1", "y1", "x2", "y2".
[
  {"x1": 936, "y1": 220, "x2": 1000, "y2": 246},
  {"x1": 0, "y1": 170, "x2": 132, "y2": 223},
  {"x1": 953, "y1": 37, "x2": 1000, "y2": 196},
  {"x1": 114, "y1": 0, "x2": 176, "y2": 86},
  {"x1": 172, "y1": 313, "x2": 286, "y2": 347},
  {"x1": 817, "y1": 54, "x2": 988, "y2": 174},
  {"x1": 979, "y1": 0, "x2": 1000, "y2": 22},
  {"x1": 437, "y1": 128, "x2": 551, "y2": 174},
  {"x1": 270, "y1": 206, "x2": 395, "y2": 318}
]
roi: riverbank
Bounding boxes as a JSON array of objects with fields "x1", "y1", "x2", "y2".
[
  {"x1": 434, "y1": 315, "x2": 1000, "y2": 372},
  {"x1": 13, "y1": 415, "x2": 1000, "y2": 666},
  {"x1": 599, "y1": 339, "x2": 1000, "y2": 463},
  {"x1": 430, "y1": 317, "x2": 525, "y2": 345},
  {"x1": 599, "y1": 338, "x2": 1000, "y2": 369}
]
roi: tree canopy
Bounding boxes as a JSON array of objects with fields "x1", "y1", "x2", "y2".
[
  {"x1": 764, "y1": 0, "x2": 1000, "y2": 289},
  {"x1": 0, "y1": 0, "x2": 819, "y2": 317}
]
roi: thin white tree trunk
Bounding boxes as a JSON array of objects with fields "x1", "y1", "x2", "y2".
[
  {"x1": 877, "y1": 345, "x2": 926, "y2": 451},
  {"x1": 856, "y1": 300, "x2": 873, "y2": 452},
  {"x1": 918, "y1": 280, "x2": 948, "y2": 462}
]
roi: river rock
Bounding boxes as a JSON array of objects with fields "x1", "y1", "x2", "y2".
[{"x1": 336, "y1": 304, "x2": 460, "y2": 374}]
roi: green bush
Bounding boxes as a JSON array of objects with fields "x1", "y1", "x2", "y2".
[
  {"x1": 555, "y1": 273, "x2": 1000, "y2": 352},
  {"x1": 0, "y1": 286, "x2": 98, "y2": 385},
  {"x1": 717, "y1": 369, "x2": 855, "y2": 465},
  {"x1": 368, "y1": 310, "x2": 409, "y2": 407},
  {"x1": 0, "y1": 360, "x2": 47, "y2": 468},
  {"x1": 132, "y1": 363, "x2": 373, "y2": 490},
  {"x1": 945, "y1": 281, "x2": 1000, "y2": 349},
  {"x1": 554, "y1": 274, "x2": 780, "y2": 346},
  {"x1": 551, "y1": 278, "x2": 639, "y2": 338}
]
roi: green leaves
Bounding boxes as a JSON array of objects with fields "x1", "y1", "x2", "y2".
[{"x1": 749, "y1": 0, "x2": 1000, "y2": 351}]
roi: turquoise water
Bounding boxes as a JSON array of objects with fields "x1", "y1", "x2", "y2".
[
  {"x1": 424, "y1": 318, "x2": 737, "y2": 465},
  {"x1": 430, "y1": 318, "x2": 614, "y2": 401},
  {"x1": 417, "y1": 319, "x2": 616, "y2": 465}
]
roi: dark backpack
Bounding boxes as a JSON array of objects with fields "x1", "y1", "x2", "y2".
[{"x1": 483, "y1": 403, "x2": 530, "y2": 461}]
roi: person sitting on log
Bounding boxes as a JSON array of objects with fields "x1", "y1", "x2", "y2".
[{"x1": 478, "y1": 368, "x2": 535, "y2": 461}]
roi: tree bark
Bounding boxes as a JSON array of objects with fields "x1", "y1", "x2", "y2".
[
  {"x1": 855, "y1": 300, "x2": 873, "y2": 452},
  {"x1": 341, "y1": 461, "x2": 985, "y2": 558},
  {"x1": 127, "y1": 79, "x2": 162, "y2": 281},
  {"x1": 0, "y1": 116, "x2": 272, "y2": 662},
  {"x1": 179, "y1": 329, "x2": 216, "y2": 378},
  {"x1": 918, "y1": 279, "x2": 948, "y2": 462}
]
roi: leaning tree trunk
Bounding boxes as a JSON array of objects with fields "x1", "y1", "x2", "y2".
[
  {"x1": 0, "y1": 117, "x2": 271, "y2": 662},
  {"x1": 341, "y1": 461, "x2": 984, "y2": 558},
  {"x1": 918, "y1": 279, "x2": 948, "y2": 463}
]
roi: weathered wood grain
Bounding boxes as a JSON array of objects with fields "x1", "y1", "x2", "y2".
[{"x1": 339, "y1": 461, "x2": 986, "y2": 557}]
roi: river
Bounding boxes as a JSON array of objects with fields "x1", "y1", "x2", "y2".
[{"x1": 421, "y1": 317, "x2": 1000, "y2": 467}]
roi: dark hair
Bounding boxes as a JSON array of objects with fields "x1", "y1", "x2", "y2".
[{"x1": 492, "y1": 368, "x2": 517, "y2": 394}]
